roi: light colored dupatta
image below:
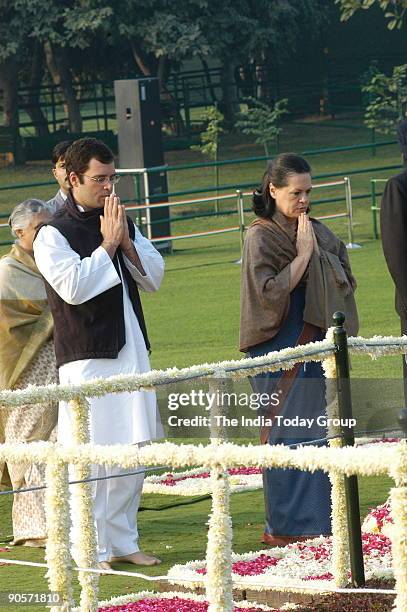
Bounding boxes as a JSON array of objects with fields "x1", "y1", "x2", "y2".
[{"x1": 0, "y1": 243, "x2": 53, "y2": 391}]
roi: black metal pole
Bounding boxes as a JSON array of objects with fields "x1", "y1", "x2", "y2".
[{"x1": 332, "y1": 311, "x2": 365, "y2": 587}]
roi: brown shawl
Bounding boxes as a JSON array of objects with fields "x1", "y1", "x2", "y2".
[{"x1": 240, "y1": 213, "x2": 358, "y2": 352}]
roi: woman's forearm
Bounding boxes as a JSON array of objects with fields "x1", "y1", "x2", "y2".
[{"x1": 289, "y1": 254, "x2": 311, "y2": 291}]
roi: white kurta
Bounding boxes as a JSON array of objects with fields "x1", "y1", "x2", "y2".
[
  {"x1": 33, "y1": 222, "x2": 165, "y2": 446},
  {"x1": 34, "y1": 220, "x2": 164, "y2": 561}
]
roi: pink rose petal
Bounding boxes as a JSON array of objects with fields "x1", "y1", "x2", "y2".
[{"x1": 99, "y1": 595, "x2": 275, "y2": 611}]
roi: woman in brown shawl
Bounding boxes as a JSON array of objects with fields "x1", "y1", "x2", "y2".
[
  {"x1": 0, "y1": 199, "x2": 57, "y2": 547},
  {"x1": 240, "y1": 154, "x2": 358, "y2": 547}
]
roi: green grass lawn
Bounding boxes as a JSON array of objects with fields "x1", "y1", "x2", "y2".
[{"x1": 0, "y1": 121, "x2": 402, "y2": 608}]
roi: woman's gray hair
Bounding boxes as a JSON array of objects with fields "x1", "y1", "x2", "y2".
[{"x1": 8, "y1": 199, "x2": 50, "y2": 237}]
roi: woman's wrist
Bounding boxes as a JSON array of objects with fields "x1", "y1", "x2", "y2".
[{"x1": 296, "y1": 252, "x2": 311, "y2": 263}]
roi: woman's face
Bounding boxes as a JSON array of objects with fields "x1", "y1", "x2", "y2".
[
  {"x1": 270, "y1": 172, "x2": 312, "y2": 220},
  {"x1": 15, "y1": 212, "x2": 51, "y2": 253}
]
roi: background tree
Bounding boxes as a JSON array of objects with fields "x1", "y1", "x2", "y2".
[
  {"x1": 115, "y1": 0, "x2": 209, "y2": 84},
  {"x1": 199, "y1": 0, "x2": 329, "y2": 125},
  {"x1": 18, "y1": 0, "x2": 114, "y2": 132},
  {"x1": 236, "y1": 97, "x2": 289, "y2": 157},
  {"x1": 0, "y1": 0, "x2": 329, "y2": 146},
  {"x1": 192, "y1": 105, "x2": 224, "y2": 211},
  {"x1": 108, "y1": 0, "x2": 210, "y2": 130},
  {"x1": 0, "y1": 0, "x2": 27, "y2": 162},
  {"x1": 362, "y1": 64, "x2": 407, "y2": 133},
  {"x1": 337, "y1": 0, "x2": 407, "y2": 29}
]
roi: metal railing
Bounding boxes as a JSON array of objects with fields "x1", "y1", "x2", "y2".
[
  {"x1": 0, "y1": 177, "x2": 357, "y2": 252},
  {"x1": 370, "y1": 178, "x2": 388, "y2": 239}
]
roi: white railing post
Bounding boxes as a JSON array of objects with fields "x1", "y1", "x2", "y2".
[
  {"x1": 236, "y1": 189, "x2": 245, "y2": 257},
  {"x1": 389, "y1": 441, "x2": 407, "y2": 612},
  {"x1": 206, "y1": 377, "x2": 233, "y2": 612},
  {"x1": 142, "y1": 169, "x2": 152, "y2": 240},
  {"x1": 70, "y1": 396, "x2": 99, "y2": 612},
  {"x1": 344, "y1": 176, "x2": 360, "y2": 249},
  {"x1": 45, "y1": 455, "x2": 73, "y2": 611}
]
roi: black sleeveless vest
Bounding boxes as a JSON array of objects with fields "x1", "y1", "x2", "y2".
[{"x1": 42, "y1": 193, "x2": 150, "y2": 367}]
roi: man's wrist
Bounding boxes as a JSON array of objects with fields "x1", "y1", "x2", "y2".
[
  {"x1": 121, "y1": 239, "x2": 134, "y2": 254},
  {"x1": 102, "y1": 239, "x2": 119, "y2": 249},
  {"x1": 101, "y1": 240, "x2": 119, "y2": 258}
]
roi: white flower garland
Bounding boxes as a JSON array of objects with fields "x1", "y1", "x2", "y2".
[
  {"x1": 389, "y1": 441, "x2": 407, "y2": 612},
  {"x1": 2, "y1": 333, "x2": 407, "y2": 409},
  {"x1": 0, "y1": 438, "x2": 403, "y2": 606},
  {"x1": 0, "y1": 440, "x2": 401, "y2": 476},
  {"x1": 390, "y1": 485, "x2": 407, "y2": 612},
  {"x1": 44, "y1": 455, "x2": 73, "y2": 611},
  {"x1": 143, "y1": 467, "x2": 263, "y2": 496},
  {"x1": 0, "y1": 338, "x2": 336, "y2": 407},
  {"x1": 1, "y1": 329, "x2": 407, "y2": 609},
  {"x1": 205, "y1": 464, "x2": 233, "y2": 612},
  {"x1": 322, "y1": 329, "x2": 349, "y2": 588},
  {"x1": 143, "y1": 441, "x2": 398, "y2": 498},
  {"x1": 167, "y1": 533, "x2": 394, "y2": 593},
  {"x1": 328, "y1": 469, "x2": 349, "y2": 588},
  {"x1": 70, "y1": 397, "x2": 99, "y2": 612}
]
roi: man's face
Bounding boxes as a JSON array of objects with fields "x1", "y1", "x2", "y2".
[
  {"x1": 69, "y1": 158, "x2": 115, "y2": 210},
  {"x1": 52, "y1": 157, "x2": 70, "y2": 194}
]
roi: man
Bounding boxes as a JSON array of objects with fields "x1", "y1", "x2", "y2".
[
  {"x1": 380, "y1": 167, "x2": 407, "y2": 400},
  {"x1": 47, "y1": 141, "x2": 72, "y2": 212},
  {"x1": 33, "y1": 137, "x2": 164, "y2": 569}
]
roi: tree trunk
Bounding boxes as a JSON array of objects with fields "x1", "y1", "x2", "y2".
[
  {"x1": 44, "y1": 41, "x2": 82, "y2": 133},
  {"x1": 200, "y1": 55, "x2": 218, "y2": 103},
  {"x1": 130, "y1": 43, "x2": 183, "y2": 134},
  {"x1": 130, "y1": 40, "x2": 155, "y2": 77},
  {"x1": 219, "y1": 60, "x2": 239, "y2": 128},
  {"x1": 26, "y1": 41, "x2": 49, "y2": 137},
  {"x1": 0, "y1": 57, "x2": 24, "y2": 164}
]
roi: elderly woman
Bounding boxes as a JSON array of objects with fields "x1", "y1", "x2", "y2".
[
  {"x1": 0, "y1": 199, "x2": 57, "y2": 547},
  {"x1": 240, "y1": 153, "x2": 358, "y2": 547}
]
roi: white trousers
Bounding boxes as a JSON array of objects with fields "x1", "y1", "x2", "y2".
[{"x1": 70, "y1": 464, "x2": 145, "y2": 563}]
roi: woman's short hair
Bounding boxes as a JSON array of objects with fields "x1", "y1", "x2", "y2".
[
  {"x1": 252, "y1": 153, "x2": 311, "y2": 219},
  {"x1": 8, "y1": 199, "x2": 50, "y2": 237}
]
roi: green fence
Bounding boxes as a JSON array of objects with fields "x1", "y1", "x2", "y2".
[{"x1": 0, "y1": 139, "x2": 402, "y2": 247}]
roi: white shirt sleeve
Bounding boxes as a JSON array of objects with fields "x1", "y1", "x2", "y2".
[
  {"x1": 33, "y1": 225, "x2": 121, "y2": 305},
  {"x1": 122, "y1": 224, "x2": 165, "y2": 292}
]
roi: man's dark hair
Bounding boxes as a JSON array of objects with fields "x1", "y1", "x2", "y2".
[
  {"x1": 65, "y1": 138, "x2": 114, "y2": 183},
  {"x1": 51, "y1": 141, "x2": 72, "y2": 166}
]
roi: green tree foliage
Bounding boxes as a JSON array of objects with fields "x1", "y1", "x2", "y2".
[
  {"x1": 0, "y1": 0, "x2": 330, "y2": 142},
  {"x1": 362, "y1": 64, "x2": 407, "y2": 133},
  {"x1": 192, "y1": 106, "x2": 224, "y2": 160},
  {"x1": 14, "y1": 0, "x2": 113, "y2": 49},
  {"x1": 199, "y1": 0, "x2": 328, "y2": 123},
  {"x1": 337, "y1": 0, "x2": 407, "y2": 29},
  {"x1": 236, "y1": 98, "x2": 289, "y2": 157},
  {"x1": 1, "y1": 0, "x2": 114, "y2": 133},
  {"x1": 0, "y1": 1, "x2": 26, "y2": 62},
  {"x1": 112, "y1": 0, "x2": 210, "y2": 84},
  {"x1": 192, "y1": 106, "x2": 224, "y2": 211},
  {"x1": 0, "y1": 1, "x2": 29, "y2": 159}
]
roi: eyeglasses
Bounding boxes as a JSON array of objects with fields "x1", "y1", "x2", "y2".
[{"x1": 81, "y1": 174, "x2": 121, "y2": 185}]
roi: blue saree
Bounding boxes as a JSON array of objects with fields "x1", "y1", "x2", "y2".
[{"x1": 248, "y1": 286, "x2": 332, "y2": 541}]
